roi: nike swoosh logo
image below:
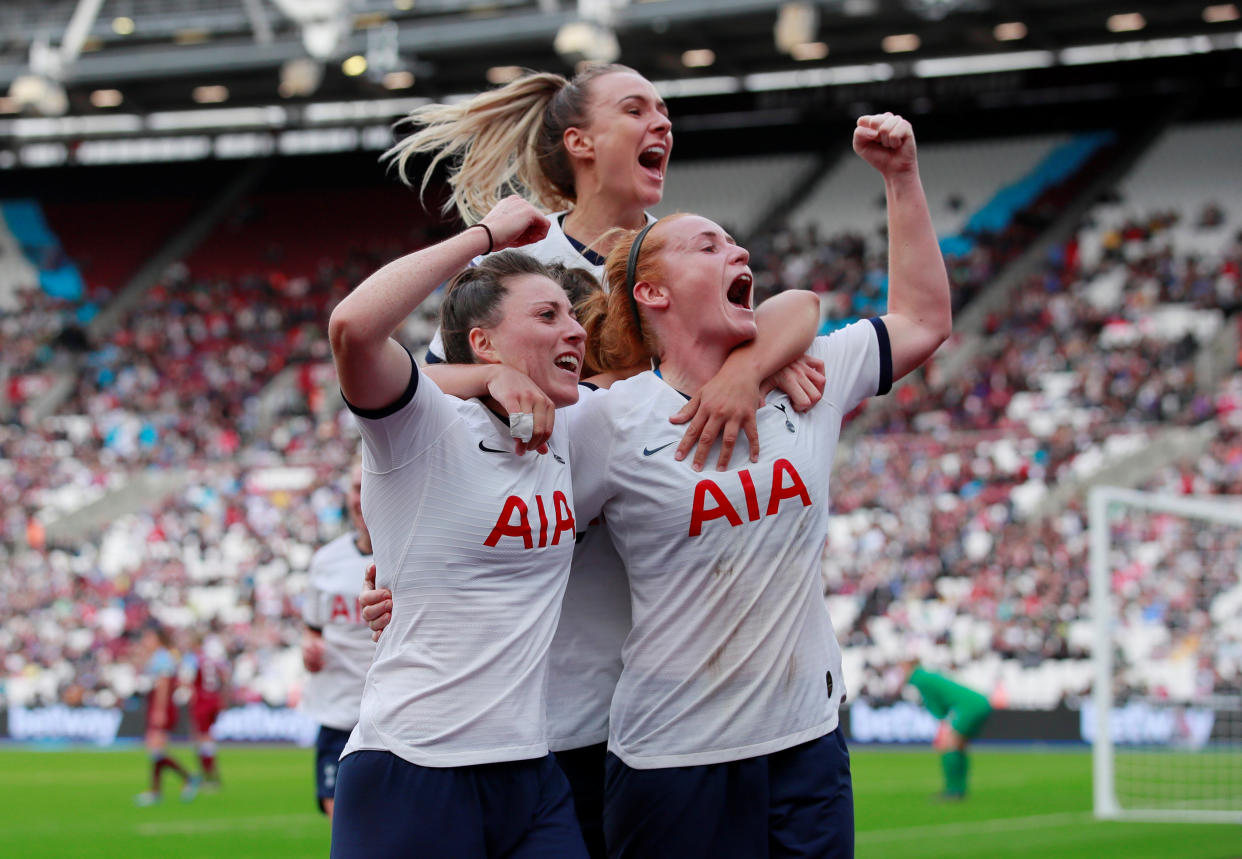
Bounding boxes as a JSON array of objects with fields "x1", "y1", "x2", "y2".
[
  {"x1": 642, "y1": 441, "x2": 677, "y2": 457},
  {"x1": 478, "y1": 440, "x2": 508, "y2": 454}
]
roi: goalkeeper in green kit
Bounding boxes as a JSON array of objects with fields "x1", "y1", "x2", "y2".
[{"x1": 903, "y1": 662, "x2": 993, "y2": 800}]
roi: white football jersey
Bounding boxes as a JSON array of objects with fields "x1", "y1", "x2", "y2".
[
  {"x1": 546, "y1": 520, "x2": 630, "y2": 750},
  {"x1": 343, "y1": 358, "x2": 578, "y2": 767},
  {"x1": 301, "y1": 532, "x2": 377, "y2": 732},
  {"x1": 424, "y1": 213, "x2": 645, "y2": 752},
  {"x1": 566, "y1": 319, "x2": 892, "y2": 768}
]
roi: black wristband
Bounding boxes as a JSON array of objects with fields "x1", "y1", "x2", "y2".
[{"x1": 471, "y1": 222, "x2": 494, "y2": 255}]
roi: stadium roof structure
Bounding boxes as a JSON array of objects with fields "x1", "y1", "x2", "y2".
[{"x1": 0, "y1": 0, "x2": 1239, "y2": 157}]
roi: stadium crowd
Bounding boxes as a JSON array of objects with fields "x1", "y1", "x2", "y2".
[
  {"x1": 0, "y1": 239, "x2": 441, "y2": 710},
  {"x1": 822, "y1": 207, "x2": 1241, "y2": 707},
  {"x1": 1, "y1": 169, "x2": 1239, "y2": 719}
]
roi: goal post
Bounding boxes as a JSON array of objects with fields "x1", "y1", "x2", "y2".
[{"x1": 1089, "y1": 486, "x2": 1242, "y2": 823}]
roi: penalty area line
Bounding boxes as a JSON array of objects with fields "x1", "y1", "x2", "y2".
[{"x1": 859, "y1": 811, "x2": 1092, "y2": 843}]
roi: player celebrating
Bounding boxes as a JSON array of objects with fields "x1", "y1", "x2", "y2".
[
  {"x1": 134, "y1": 624, "x2": 199, "y2": 806},
  {"x1": 359, "y1": 113, "x2": 946, "y2": 856},
  {"x1": 357, "y1": 267, "x2": 824, "y2": 856},
  {"x1": 301, "y1": 460, "x2": 376, "y2": 820},
  {"x1": 383, "y1": 63, "x2": 736, "y2": 858},
  {"x1": 327, "y1": 196, "x2": 591, "y2": 858},
  {"x1": 903, "y1": 661, "x2": 993, "y2": 800},
  {"x1": 358, "y1": 65, "x2": 824, "y2": 855},
  {"x1": 388, "y1": 62, "x2": 671, "y2": 316},
  {"x1": 183, "y1": 629, "x2": 230, "y2": 790},
  {"x1": 557, "y1": 112, "x2": 950, "y2": 857}
]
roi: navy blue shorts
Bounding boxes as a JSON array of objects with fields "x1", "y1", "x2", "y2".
[
  {"x1": 330, "y1": 750, "x2": 589, "y2": 859},
  {"x1": 315, "y1": 725, "x2": 351, "y2": 813},
  {"x1": 554, "y1": 743, "x2": 606, "y2": 859},
  {"x1": 604, "y1": 729, "x2": 854, "y2": 859}
]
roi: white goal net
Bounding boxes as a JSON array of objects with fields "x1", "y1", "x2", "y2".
[{"x1": 1089, "y1": 486, "x2": 1242, "y2": 822}]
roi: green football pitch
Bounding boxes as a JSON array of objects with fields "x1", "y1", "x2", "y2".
[{"x1": 0, "y1": 745, "x2": 1237, "y2": 857}]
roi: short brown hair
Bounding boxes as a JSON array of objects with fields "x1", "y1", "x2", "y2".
[{"x1": 440, "y1": 251, "x2": 558, "y2": 365}]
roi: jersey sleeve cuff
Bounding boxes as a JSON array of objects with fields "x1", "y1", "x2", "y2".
[
  {"x1": 342, "y1": 346, "x2": 419, "y2": 419},
  {"x1": 868, "y1": 317, "x2": 893, "y2": 396}
]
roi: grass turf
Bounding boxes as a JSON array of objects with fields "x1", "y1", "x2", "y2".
[{"x1": 0, "y1": 745, "x2": 1237, "y2": 857}]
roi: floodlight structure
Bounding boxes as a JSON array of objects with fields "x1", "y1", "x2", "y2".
[
  {"x1": 555, "y1": 0, "x2": 627, "y2": 66},
  {"x1": 7, "y1": 0, "x2": 106, "y2": 116},
  {"x1": 268, "y1": 0, "x2": 356, "y2": 98},
  {"x1": 270, "y1": 0, "x2": 356, "y2": 61},
  {"x1": 774, "y1": 2, "x2": 819, "y2": 54}
]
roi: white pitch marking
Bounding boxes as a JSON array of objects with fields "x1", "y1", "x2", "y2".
[{"x1": 859, "y1": 811, "x2": 1092, "y2": 843}]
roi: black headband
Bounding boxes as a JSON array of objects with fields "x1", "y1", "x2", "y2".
[{"x1": 624, "y1": 220, "x2": 657, "y2": 336}]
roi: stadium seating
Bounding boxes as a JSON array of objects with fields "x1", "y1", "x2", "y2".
[
  {"x1": 653, "y1": 152, "x2": 817, "y2": 238},
  {"x1": 788, "y1": 133, "x2": 1074, "y2": 246},
  {"x1": 2, "y1": 121, "x2": 1240, "y2": 714}
]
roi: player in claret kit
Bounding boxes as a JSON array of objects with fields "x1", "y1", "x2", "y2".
[
  {"x1": 183, "y1": 628, "x2": 230, "y2": 790},
  {"x1": 133, "y1": 624, "x2": 198, "y2": 806},
  {"x1": 301, "y1": 460, "x2": 376, "y2": 819}
]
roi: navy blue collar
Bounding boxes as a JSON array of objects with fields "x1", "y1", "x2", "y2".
[
  {"x1": 652, "y1": 366, "x2": 691, "y2": 401},
  {"x1": 561, "y1": 214, "x2": 607, "y2": 267}
]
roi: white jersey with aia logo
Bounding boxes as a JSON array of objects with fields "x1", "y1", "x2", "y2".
[
  {"x1": 343, "y1": 359, "x2": 577, "y2": 768},
  {"x1": 425, "y1": 223, "x2": 639, "y2": 753},
  {"x1": 547, "y1": 518, "x2": 629, "y2": 751},
  {"x1": 566, "y1": 319, "x2": 892, "y2": 769},
  {"x1": 301, "y1": 532, "x2": 376, "y2": 732}
]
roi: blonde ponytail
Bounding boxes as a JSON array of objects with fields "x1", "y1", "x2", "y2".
[{"x1": 384, "y1": 64, "x2": 638, "y2": 225}]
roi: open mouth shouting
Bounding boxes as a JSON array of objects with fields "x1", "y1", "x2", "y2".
[
  {"x1": 638, "y1": 144, "x2": 667, "y2": 182},
  {"x1": 553, "y1": 351, "x2": 582, "y2": 377},
  {"x1": 727, "y1": 271, "x2": 754, "y2": 310}
]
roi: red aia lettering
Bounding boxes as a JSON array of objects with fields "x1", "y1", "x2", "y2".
[
  {"x1": 688, "y1": 480, "x2": 743, "y2": 537},
  {"x1": 688, "y1": 458, "x2": 812, "y2": 537},
  {"x1": 767, "y1": 458, "x2": 812, "y2": 514},
  {"x1": 484, "y1": 497, "x2": 533, "y2": 548},
  {"x1": 535, "y1": 495, "x2": 549, "y2": 548},
  {"x1": 330, "y1": 594, "x2": 355, "y2": 622},
  {"x1": 484, "y1": 493, "x2": 575, "y2": 549},
  {"x1": 551, "y1": 491, "x2": 576, "y2": 545}
]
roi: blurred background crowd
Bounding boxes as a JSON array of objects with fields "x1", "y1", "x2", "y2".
[{"x1": 2, "y1": 113, "x2": 1239, "y2": 722}]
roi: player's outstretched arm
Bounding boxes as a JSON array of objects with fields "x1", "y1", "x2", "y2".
[
  {"x1": 669, "y1": 289, "x2": 822, "y2": 471},
  {"x1": 329, "y1": 196, "x2": 550, "y2": 411},
  {"x1": 853, "y1": 113, "x2": 952, "y2": 382}
]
